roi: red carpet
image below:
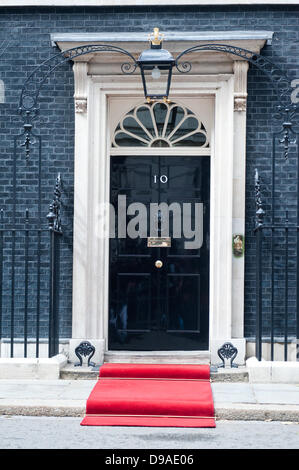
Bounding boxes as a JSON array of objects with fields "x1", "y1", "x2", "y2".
[{"x1": 81, "y1": 363, "x2": 215, "y2": 428}]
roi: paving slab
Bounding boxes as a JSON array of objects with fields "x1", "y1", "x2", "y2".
[
  {"x1": 252, "y1": 384, "x2": 299, "y2": 405},
  {"x1": 0, "y1": 379, "x2": 96, "y2": 400},
  {"x1": 212, "y1": 383, "x2": 257, "y2": 404},
  {"x1": 0, "y1": 379, "x2": 298, "y2": 421}
]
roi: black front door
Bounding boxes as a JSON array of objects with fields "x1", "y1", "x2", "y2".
[{"x1": 109, "y1": 155, "x2": 210, "y2": 351}]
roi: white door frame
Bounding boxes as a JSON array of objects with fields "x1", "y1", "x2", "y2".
[{"x1": 69, "y1": 67, "x2": 248, "y2": 364}]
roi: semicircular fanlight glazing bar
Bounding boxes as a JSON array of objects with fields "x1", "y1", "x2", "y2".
[
  {"x1": 162, "y1": 103, "x2": 185, "y2": 139},
  {"x1": 133, "y1": 105, "x2": 156, "y2": 141}
]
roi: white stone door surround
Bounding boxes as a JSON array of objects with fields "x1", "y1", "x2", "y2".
[{"x1": 52, "y1": 32, "x2": 272, "y2": 364}]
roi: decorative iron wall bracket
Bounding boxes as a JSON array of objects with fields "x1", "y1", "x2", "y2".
[
  {"x1": 19, "y1": 44, "x2": 138, "y2": 119},
  {"x1": 175, "y1": 43, "x2": 298, "y2": 160},
  {"x1": 175, "y1": 43, "x2": 293, "y2": 107},
  {"x1": 18, "y1": 44, "x2": 139, "y2": 160}
]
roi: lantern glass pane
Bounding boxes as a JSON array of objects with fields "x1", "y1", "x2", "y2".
[{"x1": 143, "y1": 69, "x2": 169, "y2": 98}]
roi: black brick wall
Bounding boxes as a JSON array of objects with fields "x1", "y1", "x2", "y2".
[{"x1": 0, "y1": 4, "x2": 298, "y2": 340}]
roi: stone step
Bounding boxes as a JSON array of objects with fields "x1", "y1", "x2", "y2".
[
  {"x1": 103, "y1": 351, "x2": 211, "y2": 364},
  {"x1": 60, "y1": 364, "x2": 98, "y2": 380},
  {"x1": 211, "y1": 367, "x2": 249, "y2": 382},
  {"x1": 60, "y1": 363, "x2": 249, "y2": 382}
]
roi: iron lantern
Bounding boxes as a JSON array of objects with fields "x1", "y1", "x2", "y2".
[{"x1": 137, "y1": 28, "x2": 175, "y2": 102}]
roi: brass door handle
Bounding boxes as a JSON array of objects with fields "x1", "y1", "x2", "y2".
[{"x1": 155, "y1": 260, "x2": 163, "y2": 269}]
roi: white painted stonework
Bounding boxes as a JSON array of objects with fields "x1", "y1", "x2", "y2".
[
  {"x1": 246, "y1": 357, "x2": 299, "y2": 383},
  {"x1": 54, "y1": 33, "x2": 271, "y2": 365},
  {"x1": 0, "y1": 354, "x2": 67, "y2": 380}
]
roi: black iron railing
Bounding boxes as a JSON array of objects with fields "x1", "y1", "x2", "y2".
[
  {"x1": 254, "y1": 169, "x2": 299, "y2": 361},
  {"x1": 47, "y1": 173, "x2": 63, "y2": 357},
  {"x1": 0, "y1": 174, "x2": 62, "y2": 358}
]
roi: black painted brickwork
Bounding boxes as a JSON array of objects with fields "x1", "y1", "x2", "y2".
[{"x1": 0, "y1": 4, "x2": 299, "y2": 340}]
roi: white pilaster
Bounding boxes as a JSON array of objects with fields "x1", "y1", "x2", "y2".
[
  {"x1": 73, "y1": 62, "x2": 88, "y2": 114},
  {"x1": 72, "y1": 62, "x2": 91, "y2": 339},
  {"x1": 232, "y1": 61, "x2": 248, "y2": 339},
  {"x1": 210, "y1": 77, "x2": 234, "y2": 342}
]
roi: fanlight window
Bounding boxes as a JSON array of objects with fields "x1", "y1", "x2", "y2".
[{"x1": 112, "y1": 101, "x2": 209, "y2": 148}]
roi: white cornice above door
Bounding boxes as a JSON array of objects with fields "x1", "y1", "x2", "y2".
[
  {"x1": 51, "y1": 31, "x2": 274, "y2": 49},
  {"x1": 52, "y1": 30, "x2": 273, "y2": 75}
]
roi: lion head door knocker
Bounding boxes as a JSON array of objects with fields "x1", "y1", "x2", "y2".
[
  {"x1": 233, "y1": 234, "x2": 244, "y2": 258},
  {"x1": 74, "y1": 341, "x2": 96, "y2": 367}
]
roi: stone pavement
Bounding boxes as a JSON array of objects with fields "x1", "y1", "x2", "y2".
[{"x1": 0, "y1": 379, "x2": 299, "y2": 422}]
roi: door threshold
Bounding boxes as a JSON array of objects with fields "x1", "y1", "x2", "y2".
[{"x1": 104, "y1": 350, "x2": 211, "y2": 364}]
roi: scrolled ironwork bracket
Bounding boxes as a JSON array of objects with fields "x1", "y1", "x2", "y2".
[
  {"x1": 175, "y1": 43, "x2": 298, "y2": 160},
  {"x1": 217, "y1": 342, "x2": 239, "y2": 368},
  {"x1": 18, "y1": 44, "x2": 139, "y2": 160},
  {"x1": 74, "y1": 341, "x2": 96, "y2": 367},
  {"x1": 175, "y1": 43, "x2": 293, "y2": 106},
  {"x1": 19, "y1": 44, "x2": 138, "y2": 118}
]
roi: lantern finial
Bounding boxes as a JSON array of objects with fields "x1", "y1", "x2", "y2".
[{"x1": 149, "y1": 28, "x2": 164, "y2": 47}]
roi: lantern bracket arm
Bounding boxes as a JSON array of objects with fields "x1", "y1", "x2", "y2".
[
  {"x1": 19, "y1": 44, "x2": 139, "y2": 118},
  {"x1": 174, "y1": 43, "x2": 295, "y2": 109}
]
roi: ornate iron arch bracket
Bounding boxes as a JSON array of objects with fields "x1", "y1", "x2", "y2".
[
  {"x1": 175, "y1": 43, "x2": 292, "y2": 106},
  {"x1": 175, "y1": 43, "x2": 298, "y2": 159},
  {"x1": 18, "y1": 44, "x2": 139, "y2": 161},
  {"x1": 19, "y1": 44, "x2": 138, "y2": 118}
]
